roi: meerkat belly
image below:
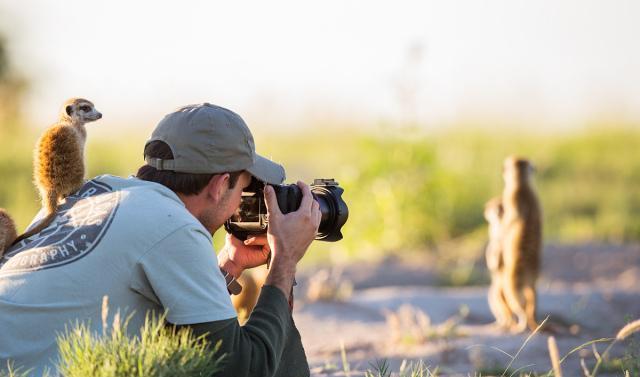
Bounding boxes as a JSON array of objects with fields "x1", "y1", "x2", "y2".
[
  {"x1": 35, "y1": 126, "x2": 85, "y2": 193},
  {"x1": 520, "y1": 220, "x2": 542, "y2": 274}
]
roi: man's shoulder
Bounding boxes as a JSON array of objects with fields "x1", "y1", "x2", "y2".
[
  {"x1": 92, "y1": 175, "x2": 182, "y2": 206},
  {"x1": 91, "y1": 175, "x2": 207, "y2": 239},
  {"x1": 92, "y1": 174, "x2": 173, "y2": 194}
]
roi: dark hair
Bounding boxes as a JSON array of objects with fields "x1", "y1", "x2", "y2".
[{"x1": 136, "y1": 141, "x2": 242, "y2": 195}]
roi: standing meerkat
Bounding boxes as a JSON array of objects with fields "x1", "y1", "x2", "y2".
[
  {"x1": 484, "y1": 196, "x2": 513, "y2": 329},
  {"x1": 0, "y1": 209, "x2": 17, "y2": 256},
  {"x1": 11, "y1": 98, "x2": 102, "y2": 245},
  {"x1": 500, "y1": 156, "x2": 542, "y2": 333}
]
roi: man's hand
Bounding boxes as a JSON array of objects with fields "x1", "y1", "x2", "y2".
[
  {"x1": 218, "y1": 234, "x2": 271, "y2": 278},
  {"x1": 264, "y1": 181, "x2": 321, "y2": 298}
]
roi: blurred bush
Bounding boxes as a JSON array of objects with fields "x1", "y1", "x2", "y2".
[
  {"x1": 256, "y1": 125, "x2": 640, "y2": 262},
  {"x1": 0, "y1": 33, "x2": 28, "y2": 134},
  {"x1": 1, "y1": 122, "x2": 639, "y2": 264}
]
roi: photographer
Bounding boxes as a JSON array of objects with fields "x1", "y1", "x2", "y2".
[{"x1": 0, "y1": 103, "x2": 320, "y2": 377}]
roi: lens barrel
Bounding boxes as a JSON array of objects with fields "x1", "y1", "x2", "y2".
[{"x1": 309, "y1": 179, "x2": 348, "y2": 241}]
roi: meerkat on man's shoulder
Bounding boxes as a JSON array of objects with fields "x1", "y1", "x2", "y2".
[{"x1": 12, "y1": 98, "x2": 102, "y2": 246}]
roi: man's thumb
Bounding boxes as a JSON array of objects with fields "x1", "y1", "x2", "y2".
[{"x1": 263, "y1": 185, "x2": 282, "y2": 217}]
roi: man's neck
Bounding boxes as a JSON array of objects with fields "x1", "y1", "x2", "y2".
[
  {"x1": 176, "y1": 192, "x2": 222, "y2": 235},
  {"x1": 177, "y1": 193, "x2": 202, "y2": 218}
]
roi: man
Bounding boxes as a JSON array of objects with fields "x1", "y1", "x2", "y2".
[{"x1": 0, "y1": 103, "x2": 320, "y2": 376}]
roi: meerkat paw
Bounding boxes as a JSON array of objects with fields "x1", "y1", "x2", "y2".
[
  {"x1": 509, "y1": 322, "x2": 528, "y2": 334},
  {"x1": 488, "y1": 321, "x2": 510, "y2": 333}
]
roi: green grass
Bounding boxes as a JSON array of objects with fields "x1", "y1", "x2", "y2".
[
  {"x1": 0, "y1": 312, "x2": 224, "y2": 377},
  {"x1": 2, "y1": 122, "x2": 640, "y2": 265},
  {"x1": 364, "y1": 359, "x2": 442, "y2": 377},
  {"x1": 56, "y1": 313, "x2": 224, "y2": 377},
  {"x1": 0, "y1": 364, "x2": 30, "y2": 377}
]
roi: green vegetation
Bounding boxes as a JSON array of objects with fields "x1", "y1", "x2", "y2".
[
  {"x1": 0, "y1": 32, "x2": 28, "y2": 130},
  {"x1": 0, "y1": 364, "x2": 30, "y2": 377},
  {"x1": 0, "y1": 313, "x2": 224, "y2": 377},
  {"x1": 1, "y1": 124, "x2": 639, "y2": 265},
  {"x1": 259, "y1": 125, "x2": 640, "y2": 264},
  {"x1": 365, "y1": 359, "x2": 440, "y2": 377},
  {"x1": 56, "y1": 314, "x2": 224, "y2": 377}
]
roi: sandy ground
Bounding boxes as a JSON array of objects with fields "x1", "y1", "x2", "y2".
[{"x1": 292, "y1": 243, "x2": 640, "y2": 376}]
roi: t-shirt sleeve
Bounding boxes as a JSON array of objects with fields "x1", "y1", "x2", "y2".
[{"x1": 129, "y1": 224, "x2": 237, "y2": 324}]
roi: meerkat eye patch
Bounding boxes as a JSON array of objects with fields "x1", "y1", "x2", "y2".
[{"x1": 80, "y1": 105, "x2": 91, "y2": 112}]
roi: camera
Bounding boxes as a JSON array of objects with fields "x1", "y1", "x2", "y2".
[{"x1": 224, "y1": 178, "x2": 348, "y2": 242}]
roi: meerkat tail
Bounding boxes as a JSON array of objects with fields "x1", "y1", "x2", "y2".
[
  {"x1": 11, "y1": 212, "x2": 58, "y2": 246},
  {"x1": 43, "y1": 189, "x2": 59, "y2": 214},
  {"x1": 12, "y1": 188, "x2": 60, "y2": 246}
]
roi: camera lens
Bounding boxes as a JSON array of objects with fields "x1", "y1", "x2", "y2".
[
  {"x1": 272, "y1": 179, "x2": 348, "y2": 241},
  {"x1": 310, "y1": 179, "x2": 348, "y2": 241}
]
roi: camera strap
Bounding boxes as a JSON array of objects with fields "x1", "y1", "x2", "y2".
[{"x1": 220, "y1": 267, "x2": 243, "y2": 295}]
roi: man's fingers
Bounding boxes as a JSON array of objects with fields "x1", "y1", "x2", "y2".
[
  {"x1": 312, "y1": 200, "x2": 321, "y2": 227},
  {"x1": 263, "y1": 185, "x2": 283, "y2": 218},
  {"x1": 244, "y1": 236, "x2": 268, "y2": 246},
  {"x1": 296, "y1": 181, "x2": 313, "y2": 213},
  {"x1": 226, "y1": 233, "x2": 245, "y2": 247}
]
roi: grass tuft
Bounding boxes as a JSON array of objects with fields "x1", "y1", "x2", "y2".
[
  {"x1": 56, "y1": 312, "x2": 225, "y2": 377},
  {"x1": 0, "y1": 362, "x2": 31, "y2": 377},
  {"x1": 365, "y1": 359, "x2": 440, "y2": 377}
]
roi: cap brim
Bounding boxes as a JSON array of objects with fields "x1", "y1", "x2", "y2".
[{"x1": 247, "y1": 154, "x2": 286, "y2": 185}]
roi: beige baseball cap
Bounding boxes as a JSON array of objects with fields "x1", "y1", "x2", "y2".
[{"x1": 144, "y1": 103, "x2": 285, "y2": 184}]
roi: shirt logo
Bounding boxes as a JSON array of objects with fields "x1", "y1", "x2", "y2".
[{"x1": 0, "y1": 179, "x2": 120, "y2": 275}]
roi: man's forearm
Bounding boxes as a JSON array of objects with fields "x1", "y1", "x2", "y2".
[
  {"x1": 265, "y1": 259, "x2": 296, "y2": 300},
  {"x1": 174, "y1": 285, "x2": 308, "y2": 377}
]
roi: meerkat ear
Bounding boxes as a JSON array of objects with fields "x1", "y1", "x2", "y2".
[{"x1": 65, "y1": 105, "x2": 73, "y2": 116}]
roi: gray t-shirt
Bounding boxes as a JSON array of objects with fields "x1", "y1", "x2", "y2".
[{"x1": 0, "y1": 175, "x2": 236, "y2": 375}]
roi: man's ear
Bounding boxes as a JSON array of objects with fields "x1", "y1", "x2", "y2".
[{"x1": 206, "y1": 173, "x2": 231, "y2": 202}]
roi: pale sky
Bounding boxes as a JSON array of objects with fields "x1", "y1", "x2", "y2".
[{"x1": 1, "y1": 0, "x2": 639, "y2": 131}]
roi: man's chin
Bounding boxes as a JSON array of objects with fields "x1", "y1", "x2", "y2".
[{"x1": 207, "y1": 224, "x2": 223, "y2": 236}]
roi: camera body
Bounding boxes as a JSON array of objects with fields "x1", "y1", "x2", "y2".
[{"x1": 224, "y1": 178, "x2": 348, "y2": 242}]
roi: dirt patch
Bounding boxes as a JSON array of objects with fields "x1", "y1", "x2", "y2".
[{"x1": 294, "y1": 243, "x2": 640, "y2": 376}]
